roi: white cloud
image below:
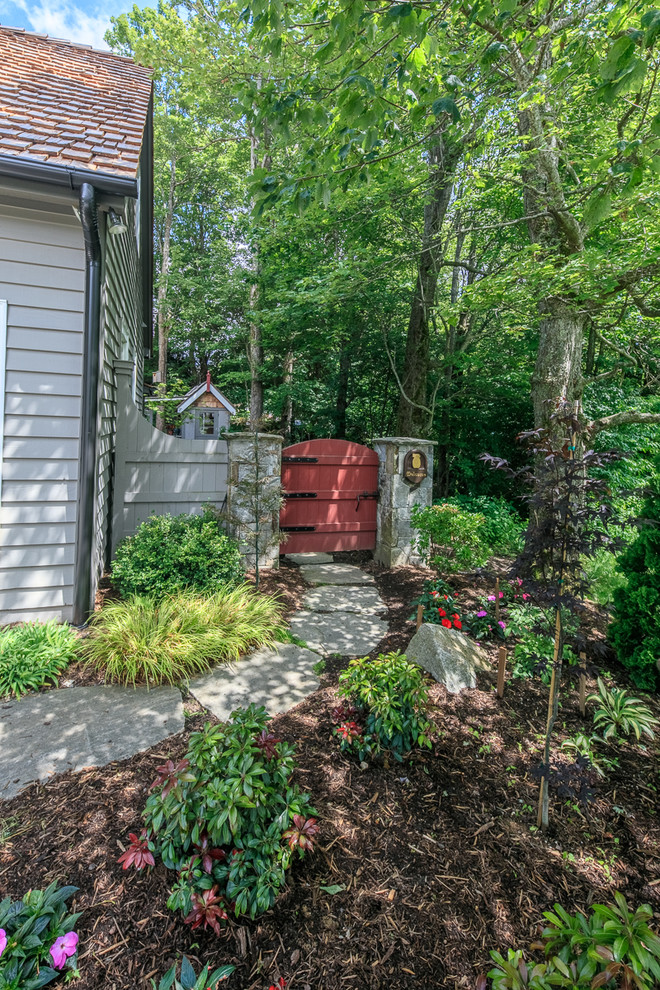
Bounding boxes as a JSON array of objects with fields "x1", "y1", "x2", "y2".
[{"x1": 12, "y1": 0, "x2": 116, "y2": 49}]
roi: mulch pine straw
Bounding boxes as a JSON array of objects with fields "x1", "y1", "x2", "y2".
[{"x1": 2, "y1": 561, "x2": 659, "y2": 989}]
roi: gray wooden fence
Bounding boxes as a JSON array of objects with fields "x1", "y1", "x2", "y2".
[{"x1": 111, "y1": 360, "x2": 228, "y2": 554}]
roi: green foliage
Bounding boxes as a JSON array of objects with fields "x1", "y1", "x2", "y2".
[
  {"x1": 83, "y1": 588, "x2": 283, "y2": 687},
  {"x1": 0, "y1": 882, "x2": 81, "y2": 990},
  {"x1": 411, "y1": 503, "x2": 490, "y2": 574},
  {"x1": 334, "y1": 651, "x2": 434, "y2": 762},
  {"x1": 150, "y1": 956, "x2": 234, "y2": 990},
  {"x1": 133, "y1": 706, "x2": 317, "y2": 925},
  {"x1": 588, "y1": 678, "x2": 657, "y2": 742},
  {"x1": 582, "y1": 548, "x2": 628, "y2": 607},
  {"x1": 112, "y1": 512, "x2": 244, "y2": 599},
  {"x1": 0, "y1": 621, "x2": 78, "y2": 700},
  {"x1": 485, "y1": 894, "x2": 660, "y2": 989},
  {"x1": 445, "y1": 497, "x2": 524, "y2": 556},
  {"x1": 609, "y1": 464, "x2": 660, "y2": 689}
]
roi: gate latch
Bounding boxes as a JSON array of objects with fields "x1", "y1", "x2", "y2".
[{"x1": 355, "y1": 490, "x2": 379, "y2": 512}]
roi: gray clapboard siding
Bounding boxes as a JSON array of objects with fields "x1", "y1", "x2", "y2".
[
  {"x1": 0, "y1": 192, "x2": 84, "y2": 623},
  {"x1": 112, "y1": 361, "x2": 228, "y2": 554}
]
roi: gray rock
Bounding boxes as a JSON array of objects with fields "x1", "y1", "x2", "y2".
[
  {"x1": 299, "y1": 563, "x2": 375, "y2": 586},
  {"x1": 303, "y1": 585, "x2": 384, "y2": 614},
  {"x1": 290, "y1": 611, "x2": 388, "y2": 657},
  {"x1": 286, "y1": 552, "x2": 334, "y2": 565},
  {"x1": 0, "y1": 685, "x2": 184, "y2": 801},
  {"x1": 188, "y1": 643, "x2": 320, "y2": 721},
  {"x1": 405, "y1": 623, "x2": 490, "y2": 694}
]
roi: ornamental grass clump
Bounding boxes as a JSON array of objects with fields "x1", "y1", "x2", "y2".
[
  {"x1": 82, "y1": 587, "x2": 284, "y2": 686},
  {"x1": 118, "y1": 705, "x2": 318, "y2": 927},
  {"x1": 332, "y1": 651, "x2": 434, "y2": 762},
  {"x1": 0, "y1": 882, "x2": 81, "y2": 989},
  {"x1": 0, "y1": 620, "x2": 79, "y2": 699}
]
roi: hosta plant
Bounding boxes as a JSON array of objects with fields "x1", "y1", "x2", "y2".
[
  {"x1": 483, "y1": 894, "x2": 660, "y2": 989},
  {"x1": 588, "y1": 678, "x2": 657, "y2": 742},
  {"x1": 333, "y1": 651, "x2": 434, "y2": 762},
  {"x1": 0, "y1": 620, "x2": 78, "y2": 700},
  {"x1": 0, "y1": 882, "x2": 81, "y2": 990},
  {"x1": 119, "y1": 705, "x2": 318, "y2": 927},
  {"x1": 151, "y1": 955, "x2": 234, "y2": 990}
]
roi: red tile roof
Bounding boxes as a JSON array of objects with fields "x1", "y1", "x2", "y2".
[{"x1": 0, "y1": 25, "x2": 152, "y2": 180}]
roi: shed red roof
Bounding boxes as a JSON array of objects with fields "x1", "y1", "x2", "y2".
[{"x1": 0, "y1": 25, "x2": 151, "y2": 179}]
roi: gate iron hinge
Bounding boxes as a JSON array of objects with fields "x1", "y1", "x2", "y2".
[
  {"x1": 280, "y1": 525, "x2": 316, "y2": 532},
  {"x1": 284, "y1": 492, "x2": 318, "y2": 499},
  {"x1": 282, "y1": 456, "x2": 318, "y2": 463}
]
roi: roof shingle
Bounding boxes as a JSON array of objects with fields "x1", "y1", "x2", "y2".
[{"x1": 0, "y1": 25, "x2": 152, "y2": 180}]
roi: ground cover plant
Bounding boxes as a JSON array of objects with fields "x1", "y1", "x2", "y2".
[
  {"x1": 120, "y1": 705, "x2": 318, "y2": 925},
  {"x1": 0, "y1": 621, "x2": 79, "y2": 700},
  {"x1": 0, "y1": 882, "x2": 81, "y2": 989},
  {"x1": 333, "y1": 651, "x2": 434, "y2": 762},
  {"x1": 112, "y1": 512, "x2": 244, "y2": 598},
  {"x1": 82, "y1": 588, "x2": 284, "y2": 686}
]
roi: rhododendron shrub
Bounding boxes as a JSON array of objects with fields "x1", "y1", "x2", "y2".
[
  {"x1": 0, "y1": 882, "x2": 81, "y2": 989},
  {"x1": 119, "y1": 705, "x2": 318, "y2": 926},
  {"x1": 333, "y1": 651, "x2": 434, "y2": 762}
]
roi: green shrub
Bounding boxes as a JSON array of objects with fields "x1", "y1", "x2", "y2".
[
  {"x1": 582, "y1": 547, "x2": 628, "y2": 606},
  {"x1": 120, "y1": 706, "x2": 318, "y2": 926},
  {"x1": 151, "y1": 956, "x2": 234, "y2": 990},
  {"x1": 332, "y1": 651, "x2": 434, "y2": 762},
  {"x1": 485, "y1": 894, "x2": 660, "y2": 989},
  {"x1": 83, "y1": 587, "x2": 284, "y2": 686},
  {"x1": 112, "y1": 512, "x2": 244, "y2": 598},
  {"x1": 411, "y1": 503, "x2": 490, "y2": 574},
  {"x1": 0, "y1": 620, "x2": 78, "y2": 700},
  {"x1": 609, "y1": 466, "x2": 660, "y2": 689},
  {"x1": 0, "y1": 882, "x2": 81, "y2": 989},
  {"x1": 446, "y1": 495, "x2": 524, "y2": 556}
]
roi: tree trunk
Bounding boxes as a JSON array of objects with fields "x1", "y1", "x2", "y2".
[
  {"x1": 532, "y1": 298, "x2": 584, "y2": 431},
  {"x1": 282, "y1": 351, "x2": 294, "y2": 439},
  {"x1": 335, "y1": 346, "x2": 350, "y2": 438},
  {"x1": 248, "y1": 88, "x2": 271, "y2": 430},
  {"x1": 155, "y1": 159, "x2": 176, "y2": 433},
  {"x1": 396, "y1": 135, "x2": 461, "y2": 437}
]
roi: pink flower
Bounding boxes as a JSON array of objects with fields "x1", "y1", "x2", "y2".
[
  {"x1": 0, "y1": 929, "x2": 6, "y2": 958},
  {"x1": 487, "y1": 595, "x2": 495, "y2": 601},
  {"x1": 498, "y1": 621, "x2": 506, "y2": 629},
  {"x1": 476, "y1": 610, "x2": 488, "y2": 617},
  {"x1": 50, "y1": 932, "x2": 78, "y2": 969},
  {"x1": 522, "y1": 594, "x2": 529, "y2": 600}
]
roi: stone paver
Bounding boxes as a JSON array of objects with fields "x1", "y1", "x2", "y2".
[
  {"x1": 188, "y1": 643, "x2": 321, "y2": 721},
  {"x1": 303, "y1": 585, "x2": 384, "y2": 614},
  {"x1": 290, "y1": 611, "x2": 388, "y2": 657},
  {"x1": 0, "y1": 686, "x2": 184, "y2": 801},
  {"x1": 286, "y1": 552, "x2": 334, "y2": 565},
  {"x1": 300, "y1": 563, "x2": 375, "y2": 586}
]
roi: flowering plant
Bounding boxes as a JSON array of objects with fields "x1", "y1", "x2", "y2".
[
  {"x1": 120, "y1": 704, "x2": 318, "y2": 927},
  {"x1": 0, "y1": 882, "x2": 81, "y2": 989},
  {"x1": 410, "y1": 580, "x2": 464, "y2": 629}
]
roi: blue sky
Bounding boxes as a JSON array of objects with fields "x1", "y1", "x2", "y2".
[{"x1": 0, "y1": 0, "x2": 148, "y2": 48}]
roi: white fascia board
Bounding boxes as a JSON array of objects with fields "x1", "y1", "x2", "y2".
[
  {"x1": 0, "y1": 299, "x2": 6, "y2": 508},
  {"x1": 176, "y1": 382, "x2": 237, "y2": 416}
]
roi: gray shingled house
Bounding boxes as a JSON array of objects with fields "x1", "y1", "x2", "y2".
[{"x1": 0, "y1": 27, "x2": 153, "y2": 625}]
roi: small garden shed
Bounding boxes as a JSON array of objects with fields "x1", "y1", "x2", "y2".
[
  {"x1": 176, "y1": 373, "x2": 236, "y2": 439},
  {"x1": 0, "y1": 27, "x2": 153, "y2": 625}
]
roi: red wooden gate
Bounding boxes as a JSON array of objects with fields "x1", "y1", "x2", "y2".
[{"x1": 280, "y1": 439, "x2": 379, "y2": 554}]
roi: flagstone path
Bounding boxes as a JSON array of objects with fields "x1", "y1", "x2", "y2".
[{"x1": 0, "y1": 555, "x2": 389, "y2": 801}]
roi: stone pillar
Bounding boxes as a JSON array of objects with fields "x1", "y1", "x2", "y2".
[
  {"x1": 226, "y1": 433, "x2": 284, "y2": 570},
  {"x1": 372, "y1": 437, "x2": 437, "y2": 568}
]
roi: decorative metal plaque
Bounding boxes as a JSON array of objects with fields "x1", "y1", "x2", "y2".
[{"x1": 403, "y1": 450, "x2": 427, "y2": 484}]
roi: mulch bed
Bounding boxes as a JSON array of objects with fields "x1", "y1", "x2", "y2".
[{"x1": 2, "y1": 564, "x2": 659, "y2": 989}]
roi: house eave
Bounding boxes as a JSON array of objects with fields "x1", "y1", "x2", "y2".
[{"x1": 0, "y1": 153, "x2": 138, "y2": 198}]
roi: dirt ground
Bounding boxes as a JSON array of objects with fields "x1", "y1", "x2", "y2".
[{"x1": 2, "y1": 561, "x2": 659, "y2": 989}]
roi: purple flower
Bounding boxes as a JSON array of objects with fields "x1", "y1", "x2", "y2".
[
  {"x1": 0, "y1": 929, "x2": 6, "y2": 958},
  {"x1": 50, "y1": 932, "x2": 78, "y2": 969},
  {"x1": 476, "y1": 610, "x2": 488, "y2": 617},
  {"x1": 498, "y1": 621, "x2": 506, "y2": 629}
]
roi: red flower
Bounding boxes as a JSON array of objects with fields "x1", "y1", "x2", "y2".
[
  {"x1": 269, "y1": 980, "x2": 286, "y2": 990},
  {"x1": 441, "y1": 618, "x2": 452, "y2": 628},
  {"x1": 438, "y1": 608, "x2": 446, "y2": 617},
  {"x1": 451, "y1": 613, "x2": 459, "y2": 620},
  {"x1": 117, "y1": 830, "x2": 155, "y2": 870},
  {"x1": 453, "y1": 619, "x2": 462, "y2": 630}
]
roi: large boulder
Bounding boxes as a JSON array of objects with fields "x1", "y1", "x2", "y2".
[{"x1": 405, "y1": 623, "x2": 490, "y2": 694}]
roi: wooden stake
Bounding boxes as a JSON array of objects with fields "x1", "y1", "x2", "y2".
[
  {"x1": 579, "y1": 651, "x2": 587, "y2": 717},
  {"x1": 497, "y1": 646, "x2": 507, "y2": 698},
  {"x1": 416, "y1": 604, "x2": 424, "y2": 631},
  {"x1": 538, "y1": 609, "x2": 562, "y2": 829}
]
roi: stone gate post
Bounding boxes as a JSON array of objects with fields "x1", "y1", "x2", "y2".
[
  {"x1": 372, "y1": 437, "x2": 437, "y2": 568},
  {"x1": 226, "y1": 432, "x2": 284, "y2": 570}
]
